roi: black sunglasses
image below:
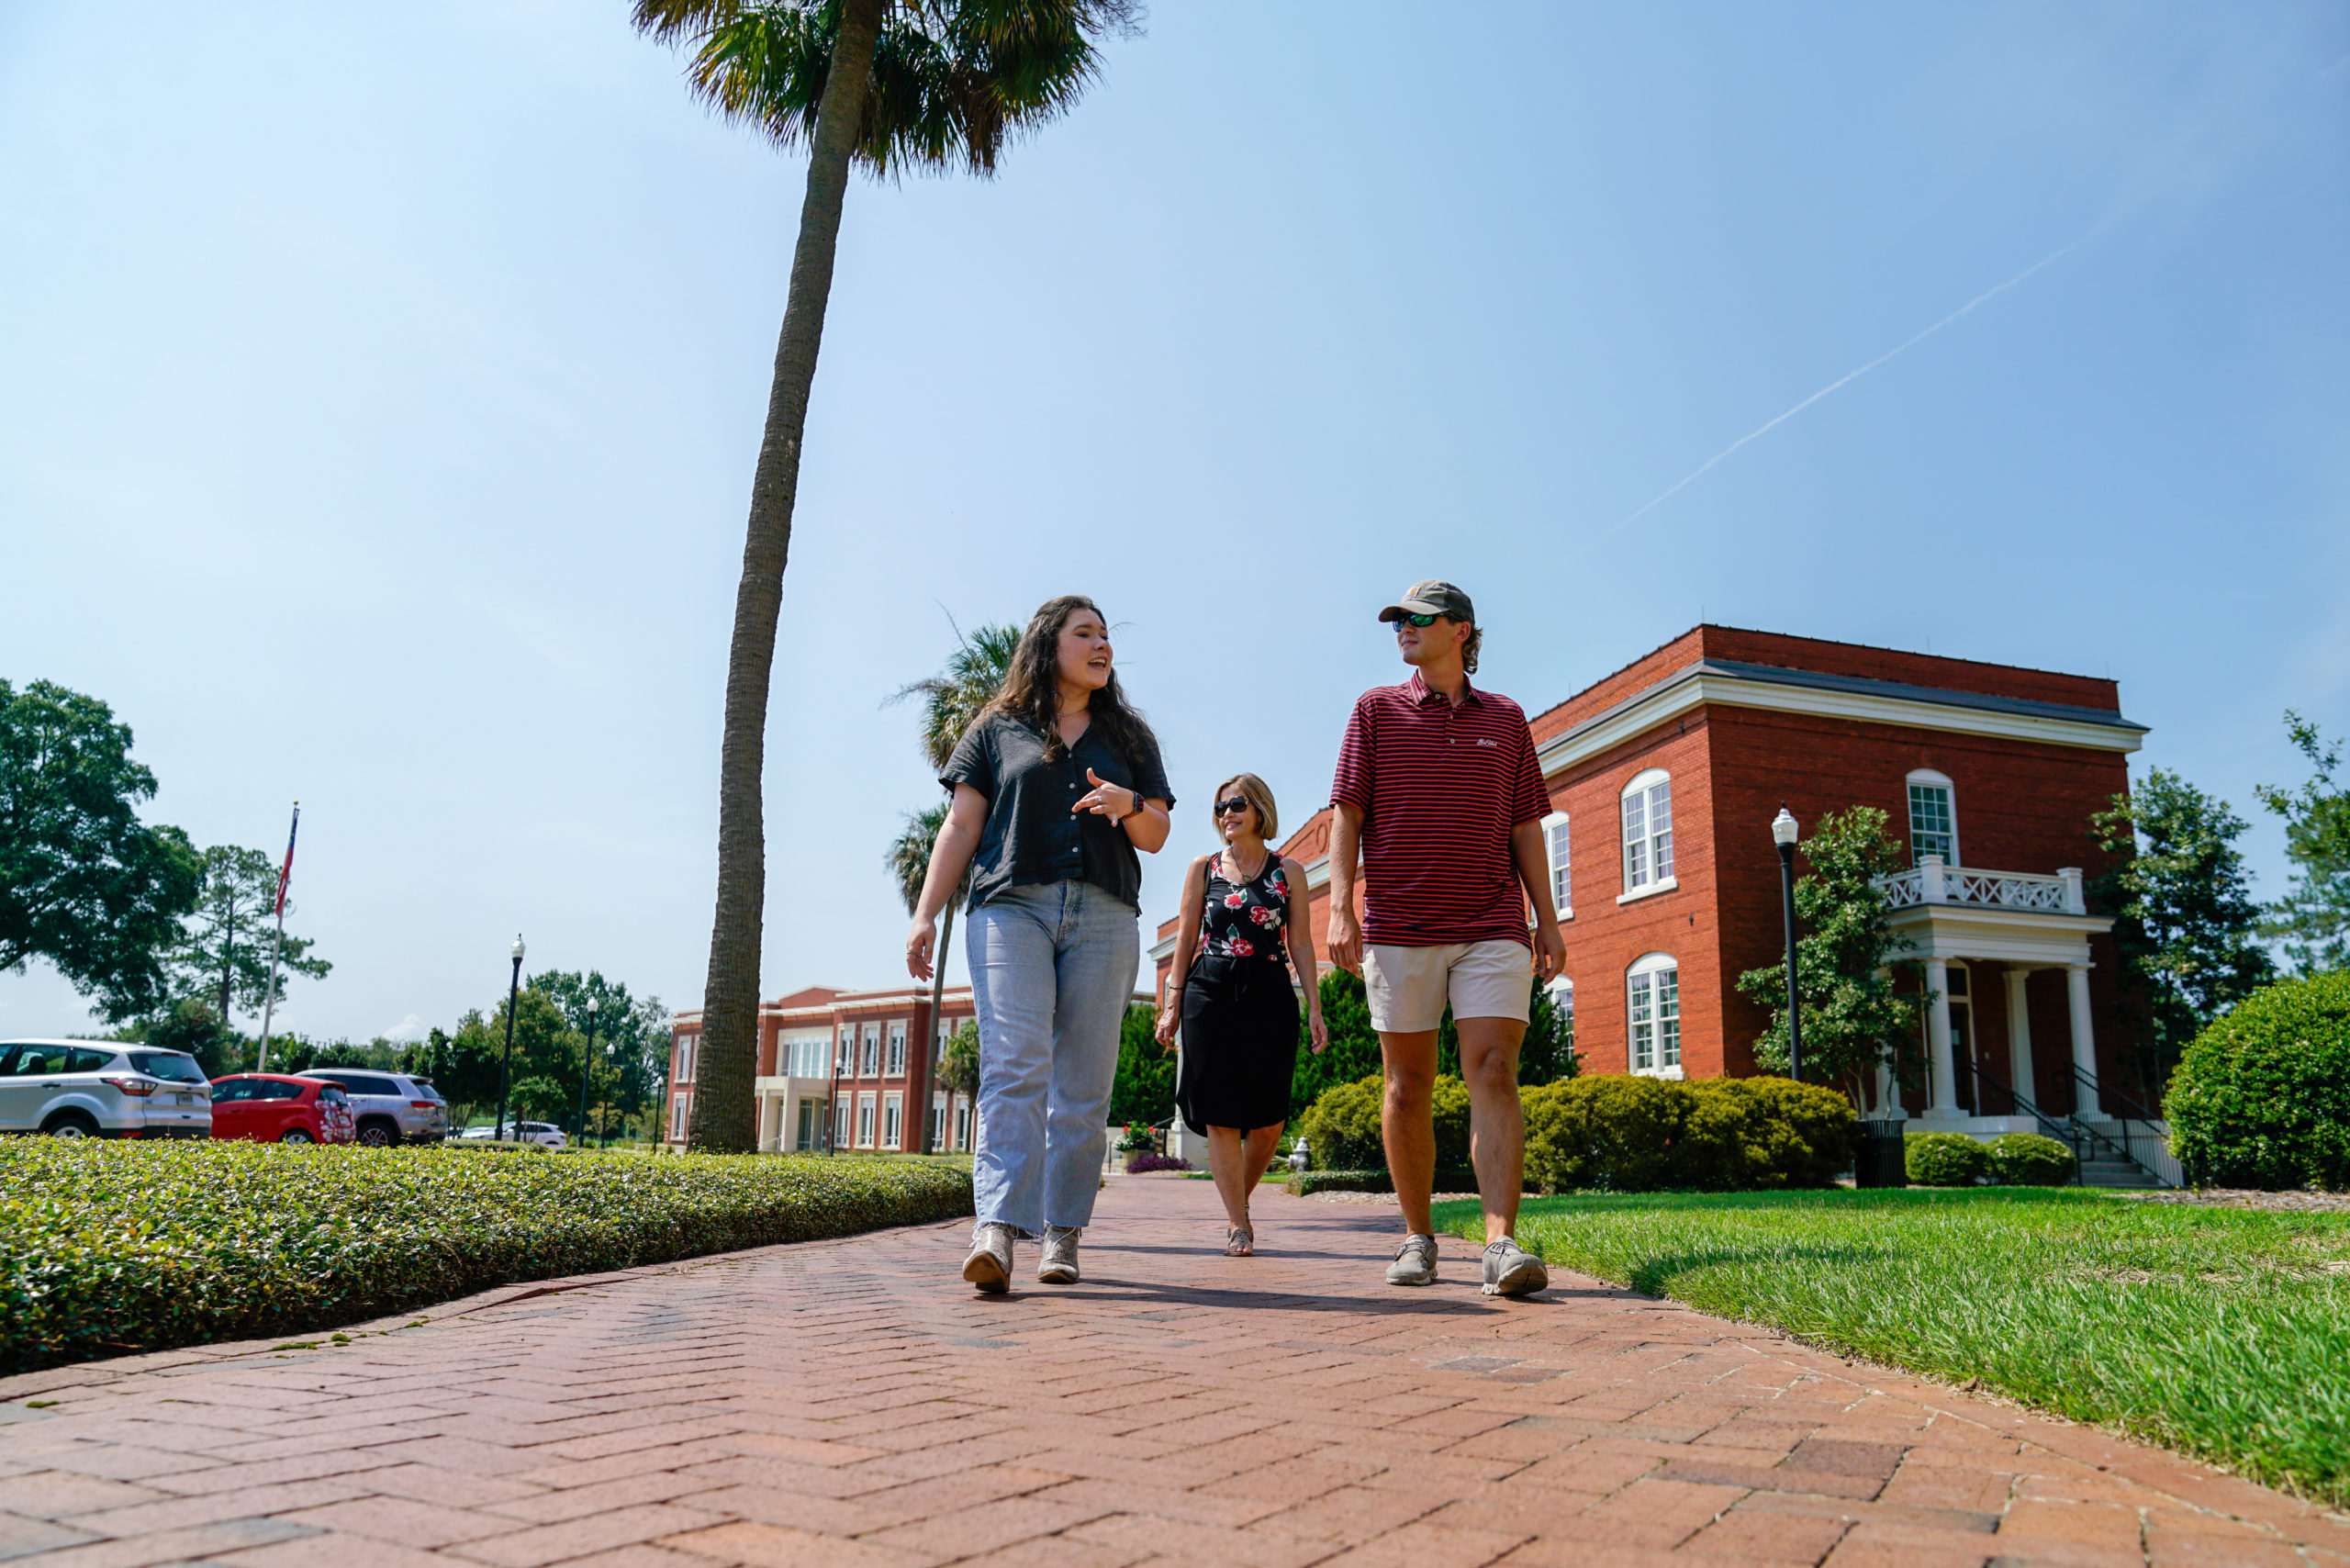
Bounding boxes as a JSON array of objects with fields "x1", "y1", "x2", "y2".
[
  {"x1": 1395, "y1": 611, "x2": 1441, "y2": 628},
  {"x1": 1212, "y1": 797, "x2": 1252, "y2": 816}
]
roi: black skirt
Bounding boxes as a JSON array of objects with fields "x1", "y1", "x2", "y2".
[{"x1": 1177, "y1": 955, "x2": 1301, "y2": 1135}]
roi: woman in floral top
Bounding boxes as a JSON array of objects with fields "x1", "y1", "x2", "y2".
[{"x1": 1157, "y1": 773, "x2": 1327, "y2": 1255}]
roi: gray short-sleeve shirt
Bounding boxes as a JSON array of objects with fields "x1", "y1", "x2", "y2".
[{"x1": 941, "y1": 713, "x2": 1173, "y2": 914}]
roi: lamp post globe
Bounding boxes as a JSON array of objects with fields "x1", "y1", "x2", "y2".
[
  {"x1": 496, "y1": 935, "x2": 525, "y2": 1141},
  {"x1": 1771, "y1": 810, "x2": 1803, "y2": 1082},
  {"x1": 578, "y1": 993, "x2": 599, "y2": 1146}
]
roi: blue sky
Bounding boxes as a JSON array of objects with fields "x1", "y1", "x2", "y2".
[{"x1": 3, "y1": 1, "x2": 2345, "y2": 1043}]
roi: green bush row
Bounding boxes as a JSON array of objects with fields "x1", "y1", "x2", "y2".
[
  {"x1": 1902, "y1": 1131, "x2": 2076, "y2": 1186},
  {"x1": 0, "y1": 1142, "x2": 973, "y2": 1374},
  {"x1": 1296, "y1": 1071, "x2": 1857, "y2": 1193},
  {"x1": 2166, "y1": 970, "x2": 2350, "y2": 1191},
  {"x1": 1284, "y1": 1168, "x2": 1481, "y2": 1196}
]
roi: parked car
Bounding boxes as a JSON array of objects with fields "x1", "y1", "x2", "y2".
[
  {"x1": 299, "y1": 1068, "x2": 449, "y2": 1147},
  {"x1": 453, "y1": 1121, "x2": 565, "y2": 1147},
  {"x1": 0, "y1": 1039, "x2": 213, "y2": 1138},
  {"x1": 207, "y1": 1075, "x2": 355, "y2": 1145}
]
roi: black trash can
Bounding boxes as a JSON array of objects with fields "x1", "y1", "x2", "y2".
[{"x1": 1853, "y1": 1125, "x2": 1908, "y2": 1189}]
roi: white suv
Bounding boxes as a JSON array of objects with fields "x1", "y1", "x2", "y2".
[
  {"x1": 300, "y1": 1069, "x2": 449, "y2": 1147},
  {"x1": 0, "y1": 1040, "x2": 213, "y2": 1138}
]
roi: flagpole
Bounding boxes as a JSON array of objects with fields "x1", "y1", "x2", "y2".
[{"x1": 254, "y1": 802, "x2": 300, "y2": 1074}]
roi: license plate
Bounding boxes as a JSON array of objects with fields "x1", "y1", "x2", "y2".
[{"x1": 174, "y1": 1093, "x2": 194, "y2": 1105}]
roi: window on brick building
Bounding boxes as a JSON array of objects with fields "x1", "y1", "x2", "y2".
[
  {"x1": 861, "y1": 1025, "x2": 880, "y2": 1076},
  {"x1": 883, "y1": 1092, "x2": 902, "y2": 1148},
  {"x1": 856, "y1": 1092, "x2": 876, "y2": 1147},
  {"x1": 1620, "y1": 770, "x2": 1674, "y2": 894},
  {"x1": 836, "y1": 1025, "x2": 854, "y2": 1074},
  {"x1": 670, "y1": 1094, "x2": 688, "y2": 1141},
  {"x1": 1627, "y1": 953, "x2": 1680, "y2": 1075},
  {"x1": 675, "y1": 1034, "x2": 695, "y2": 1085},
  {"x1": 957, "y1": 1099, "x2": 973, "y2": 1150},
  {"x1": 1907, "y1": 770, "x2": 1958, "y2": 866},
  {"x1": 835, "y1": 1096, "x2": 852, "y2": 1148},
  {"x1": 1542, "y1": 811, "x2": 1572, "y2": 916},
  {"x1": 887, "y1": 1023, "x2": 907, "y2": 1077}
]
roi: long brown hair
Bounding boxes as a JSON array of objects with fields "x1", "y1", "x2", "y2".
[{"x1": 981, "y1": 595, "x2": 1158, "y2": 767}]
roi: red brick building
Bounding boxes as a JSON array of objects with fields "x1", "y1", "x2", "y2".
[
  {"x1": 1154, "y1": 626, "x2": 2150, "y2": 1132},
  {"x1": 666, "y1": 985, "x2": 979, "y2": 1154}
]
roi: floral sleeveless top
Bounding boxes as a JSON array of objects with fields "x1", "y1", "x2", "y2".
[{"x1": 1202, "y1": 851, "x2": 1291, "y2": 966}]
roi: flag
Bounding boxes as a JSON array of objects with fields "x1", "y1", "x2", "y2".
[{"x1": 275, "y1": 802, "x2": 301, "y2": 917}]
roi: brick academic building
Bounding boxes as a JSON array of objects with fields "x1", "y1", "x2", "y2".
[{"x1": 1152, "y1": 625, "x2": 2150, "y2": 1132}]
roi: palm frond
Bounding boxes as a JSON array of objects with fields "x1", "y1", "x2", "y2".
[{"x1": 885, "y1": 803, "x2": 948, "y2": 914}]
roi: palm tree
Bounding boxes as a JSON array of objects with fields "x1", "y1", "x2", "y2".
[
  {"x1": 635, "y1": 0, "x2": 1139, "y2": 1151},
  {"x1": 886, "y1": 619, "x2": 1015, "y2": 1148}
]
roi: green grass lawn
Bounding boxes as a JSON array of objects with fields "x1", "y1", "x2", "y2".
[{"x1": 1430, "y1": 1188, "x2": 2350, "y2": 1507}]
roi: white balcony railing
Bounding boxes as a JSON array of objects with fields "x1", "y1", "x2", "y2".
[{"x1": 1878, "y1": 856, "x2": 2086, "y2": 915}]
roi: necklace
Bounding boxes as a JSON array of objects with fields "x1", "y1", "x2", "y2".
[{"x1": 1220, "y1": 843, "x2": 1270, "y2": 882}]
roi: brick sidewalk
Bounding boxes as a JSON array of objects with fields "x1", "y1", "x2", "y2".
[{"x1": 4, "y1": 1173, "x2": 2344, "y2": 1568}]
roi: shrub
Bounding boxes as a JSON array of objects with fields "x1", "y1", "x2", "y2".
[
  {"x1": 1906, "y1": 1131, "x2": 1989, "y2": 1185},
  {"x1": 1986, "y1": 1132, "x2": 2075, "y2": 1186},
  {"x1": 2165, "y1": 971, "x2": 2350, "y2": 1191},
  {"x1": 1124, "y1": 1152, "x2": 1192, "y2": 1173},
  {"x1": 0, "y1": 1142, "x2": 972, "y2": 1374},
  {"x1": 1296, "y1": 1073, "x2": 1470, "y2": 1170},
  {"x1": 1285, "y1": 1168, "x2": 1479, "y2": 1196},
  {"x1": 1521, "y1": 1075, "x2": 1852, "y2": 1192}
]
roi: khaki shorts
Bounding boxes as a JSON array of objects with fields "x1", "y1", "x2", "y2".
[{"x1": 1363, "y1": 939, "x2": 1533, "y2": 1035}]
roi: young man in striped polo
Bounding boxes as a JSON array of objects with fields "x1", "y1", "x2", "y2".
[{"x1": 1326, "y1": 580, "x2": 1566, "y2": 1296}]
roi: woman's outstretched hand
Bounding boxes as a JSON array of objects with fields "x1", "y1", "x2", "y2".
[
  {"x1": 1073, "y1": 767, "x2": 1135, "y2": 820},
  {"x1": 1308, "y1": 1013, "x2": 1328, "y2": 1054},
  {"x1": 906, "y1": 916, "x2": 936, "y2": 981}
]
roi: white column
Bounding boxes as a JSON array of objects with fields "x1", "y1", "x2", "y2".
[
  {"x1": 756, "y1": 1093, "x2": 779, "y2": 1153},
  {"x1": 2004, "y1": 968, "x2": 2035, "y2": 1103},
  {"x1": 2066, "y1": 965, "x2": 2101, "y2": 1119},
  {"x1": 1921, "y1": 958, "x2": 1961, "y2": 1120}
]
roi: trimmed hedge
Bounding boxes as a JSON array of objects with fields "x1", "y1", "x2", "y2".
[
  {"x1": 1905, "y1": 1131, "x2": 1989, "y2": 1185},
  {"x1": 1521, "y1": 1075, "x2": 1855, "y2": 1193},
  {"x1": 2166, "y1": 971, "x2": 2350, "y2": 1191},
  {"x1": 1297, "y1": 1073, "x2": 1471, "y2": 1170},
  {"x1": 1284, "y1": 1168, "x2": 1481, "y2": 1196},
  {"x1": 0, "y1": 1142, "x2": 972, "y2": 1374},
  {"x1": 1986, "y1": 1132, "x2": 2075, "y2": 1186}
]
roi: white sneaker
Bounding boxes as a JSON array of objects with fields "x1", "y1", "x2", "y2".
[
  {"x1": 1385, "y1": 1233, "x2": 1438, "y2": 1286},
  {"x1": 1482, "y1": 1236, "x2": 1549, "y2": 1297},
  {"x1": 963, "y1": 1223, "x2": 1014, "y2": 1294},
  {"x1": 1037, "y1": 1226, "x2": 1081, "y2": 1284}
]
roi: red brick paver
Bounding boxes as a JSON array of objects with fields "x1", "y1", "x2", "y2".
[{"x1": 3, "y1": 1175, "x2": 2344, "y2": 1568}]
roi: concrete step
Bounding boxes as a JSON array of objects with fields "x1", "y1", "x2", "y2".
[{"x1": 2078, "y1": 1159, "x2": 2162, "y2": 1189}]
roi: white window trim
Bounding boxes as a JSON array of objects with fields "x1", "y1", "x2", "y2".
[
  {"x1": 1541, "y1": 810, "x2": 1574, "y2": 922},
  {"x1": 1619, "y1": 767, "x2": 1675, "y2": 896},
  {"x1": 1626, "y1": 951, "x2": 1683, "y2": 1080},
  {"x1": 1615, "y1": 875, "x2": 1681, "y2": 905},
  {"x1": 1906, "y1": 768, "x2": 1960, "y2": 867}
]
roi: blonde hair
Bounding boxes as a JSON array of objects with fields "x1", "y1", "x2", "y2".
[{"x1": 1211, "y1": 773, "x2": 1279, "y2": 842}]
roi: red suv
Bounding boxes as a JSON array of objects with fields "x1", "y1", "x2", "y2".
[{"x1": 207, "y1": 1075, "x2": 356, "y2": 1145}]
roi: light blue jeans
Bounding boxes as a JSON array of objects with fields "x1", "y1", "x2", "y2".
[{"x1": 967, "y1": 880, "x2": 1139, "y2": 1237}]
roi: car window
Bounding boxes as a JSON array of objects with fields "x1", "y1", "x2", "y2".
[
  {"x1": 319, "y1": 1086, "x2": 348, "y2": 1103},
  {"x1": 67, "y1": 1047, "x2": 114, "y2": 1072},
  {"x1": 411, "y1": 1080, "x2": 442, "y2": 1101},
  {"x1": 210, "y1": 1080, "x2": 258, "y2": 1103},
  {"x1": 258, "y1": 1081, "x2": 303, "y2": 1101},
  {"x1": 317, "y1": 1071, "x2": 397, "y2": 1096},
  {"x1": 6, "y1": 1046, "x2": 73, "y2": 1076},
  {"x1": 127, "y1": 1052, "x2": 207, "y2": 1083}
]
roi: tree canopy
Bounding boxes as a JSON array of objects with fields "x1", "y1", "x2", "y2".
[
  {"x1": 1736, "y1": 806, "x2": 1922, "y2": 1095},
  {"x1": 0, "y1": 678, "x2": 201, "y2": 1021},
  {"x1": 2257, "y1": 712, "x2": 2350, "y2": 976},
  {"x1": 2092, "y1": 768, "x2": 2272, "y2": 1084},
  {"x1": 162, "y1": 844, "x2": 330, "y2": 1028}
]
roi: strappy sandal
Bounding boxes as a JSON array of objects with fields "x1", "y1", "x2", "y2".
[{"x1": 1225, "y1": 1225, "x2": 1254, "y2": 1257}]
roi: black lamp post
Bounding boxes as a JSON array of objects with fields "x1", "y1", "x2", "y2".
[
  {"x1": 495, "y1": 935, "x2": 524, "y2": 1140},
  {"x1": 1771, "y1": 808, "x2": 1804, "y2": 1083},
  {"x1": 576, "y1": 993, "x2": 599, "y2": 1145}
]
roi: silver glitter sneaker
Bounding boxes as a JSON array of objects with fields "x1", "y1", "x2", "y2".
[
  {"x1": 1481, "y1": 1236, "x2": 1549, "y2": 1297},
  {"x1": 962, "y1": 1223, "x2": 1014, "y2": 1294},
  {"x1": 1036, "y1": 1226, "x2": 1081, "y2": 1284},
  {"x1": 1385, "y1": 1233, "x2": 1438, "y2": 1286}
]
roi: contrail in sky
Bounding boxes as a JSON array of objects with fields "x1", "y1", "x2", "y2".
[{"x1": 1593, "y1": 225, "x2": 2108, "y2": 545}]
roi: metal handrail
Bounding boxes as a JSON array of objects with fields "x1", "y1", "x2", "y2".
[
  {"x1": 1959, "y1": 1058, "x2": 2086, "y2": 1186},
  {"x1": 2068, "y1": 1064, "x2": 2183, "y2": 1188}
]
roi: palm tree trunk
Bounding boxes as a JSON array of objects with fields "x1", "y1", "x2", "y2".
[{"x1": 688, "y1": 0, "x2": 885, "y2": 1154}]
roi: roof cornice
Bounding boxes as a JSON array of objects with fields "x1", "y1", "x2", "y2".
[{"x1": 1535, "y1": 657, "x2": 2146, "y2": 777}]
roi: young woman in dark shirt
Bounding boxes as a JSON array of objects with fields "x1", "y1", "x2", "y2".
[
  {"x1": 1157, "y1": 773, "x2": 1326, "y2": 1256},
  {"x1": 907, "y1": 595, "x2": 1171, "y2": 1292}
]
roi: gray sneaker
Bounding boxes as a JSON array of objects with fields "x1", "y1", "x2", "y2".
[
  {"x1": 1385, "y1": 1233, "x2": 1438, "y2": 1286},
  {"x1": 1482, "y1": 1236, "x2": 1549, "y2": 1297},
  {"x1": 963, "y1": 1223, "x2": 1014, "y2": 1294},
  {"x1": 1037, "y1": 1226, "x2": 1081, "y2": 1284}
]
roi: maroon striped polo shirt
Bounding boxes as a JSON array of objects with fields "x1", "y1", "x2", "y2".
[{"x1": 1330, "y1": 672, "x2": 1551, "y2": 946}]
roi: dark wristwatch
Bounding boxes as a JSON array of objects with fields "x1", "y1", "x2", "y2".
[{"x1": 1127, "y1": 790, "x2": 1144, "y2": 817}]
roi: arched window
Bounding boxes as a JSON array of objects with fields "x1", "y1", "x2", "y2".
[
  {"x1": 1627, "y1": 952, "x2": 1681, "y2": 1075},
  {"x1": 1620, "y1": 769, "x2": 1674, "y2": 895},
  {"x1": 1542, "y1": 811, "x2": 1572, "y2": 915},
  {"x1": 1907, "y1": 768, "x2": 1958, "y2": 866}
]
